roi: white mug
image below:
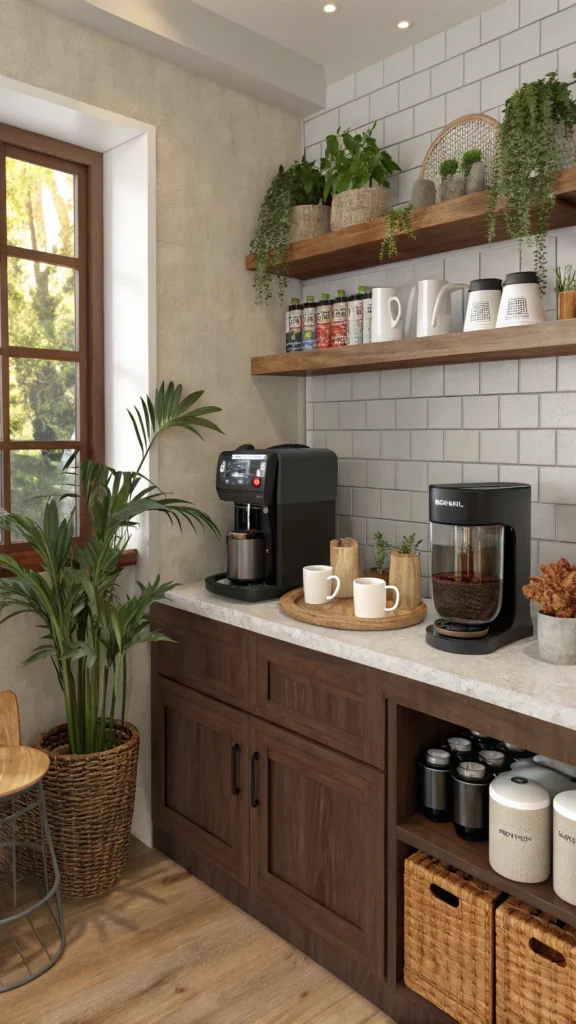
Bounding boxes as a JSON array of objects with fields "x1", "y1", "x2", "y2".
[
  {"x1": 303, "y1": 565, "x2": 341, "y2": 605},
  {"x1": 353, "y1": 577, "x2": 400, "y2": 619},
  {"x1": 372, "y1": 287, "x2": 403, "y2": 343}
]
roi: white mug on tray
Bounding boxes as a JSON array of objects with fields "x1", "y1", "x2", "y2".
[
  {"x1": 303, "y1": 565, "x2": 341, "y2": 605},
  {"x1": 353, "y1": 577, "x2": 400, "y2": 619}
]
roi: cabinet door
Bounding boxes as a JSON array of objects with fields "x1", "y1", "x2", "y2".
[
  {"x1": 151, "y1": 604, "x2": 250, "y2": 709},
  {"x1": 152, "y1": 675, "x2": 250, "y2": 886},
  {"x1": 249, "y1": 720, "x2": 385, "y2": 974}
]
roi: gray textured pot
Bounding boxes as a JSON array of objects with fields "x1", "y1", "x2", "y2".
[
  {"x1": 466, "y1": 162, "x2": 486, "y2": 195},
  {"x1": 411, "y1": 179, "x2": 436, "y2": 208},
  {"x1": 538, "y1": 611, "x2": 576, "y2": 665},
  {"x1": 439, "y1": 175, "x2": 466, "y2": 202}
]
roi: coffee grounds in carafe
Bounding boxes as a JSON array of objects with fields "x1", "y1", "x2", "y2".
[{"x1": 432, "y1": 572, "x2": 501, "y2": 623}]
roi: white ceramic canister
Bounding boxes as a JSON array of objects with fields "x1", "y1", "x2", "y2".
[
  {"x1": 464, "y1": 278, "x2": 502, "y2": 332},
  {"x1": 489, "y1": 774, "x2": 551, "y2": 884},
  {"x1": 496, "y1": 271, "x2": 546, "y2": 328},
  {"x1": 553, "y1": 790, "x2": 576, "y2": 906}
]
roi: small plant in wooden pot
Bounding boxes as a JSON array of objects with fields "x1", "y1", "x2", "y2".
[
  {"x1": 523, "y1": 557, "x2": 576, "y2": 665},
  {"x1": 0, "y1": 383, "x2": 221, "y2": 898},
  {"x1": 366, "y1": 531, "x2": 394, "y2": 582},
  {"x1": 389, "y1": 534, "x2": 423, "y2": 612},
  {"x1": 322, "y1": 124, "x2": 400, "y2": 231},
  {"x1": 555, "y1": 264, "x2": 576, "y2": 320},
  {"x1": 439, "y1": 158, "x2": 465, "y2": 202}
]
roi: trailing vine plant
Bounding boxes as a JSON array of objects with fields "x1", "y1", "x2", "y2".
[
  {"x1": 380, "y1": 205, "x2": 415, "y2": 261},
  {"x1": 488, "y1": 72, "x2": 576, "y2": 291},
  {"x1": 250, "y1": 158, "x2": 325, "y2": 304}
]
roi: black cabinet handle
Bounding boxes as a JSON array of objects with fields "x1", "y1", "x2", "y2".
[
  {"x1": 231, "y1": 743, "x2": 241, "y2": 796},
  {"x1": 250, "y1": 752, "x2": 260, "y2": 808}
]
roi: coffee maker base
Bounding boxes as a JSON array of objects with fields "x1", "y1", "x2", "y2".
[
  {"x1": 205, "y1": 573, "x2": 286, "y2": 603},
  {"x1": 426, "y1": 621, "x2": 533, "y2": 655}
]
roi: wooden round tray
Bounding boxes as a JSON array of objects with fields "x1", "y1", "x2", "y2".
[{"x1": 280, "y1": 589, "x2": 427, "y2": 631}]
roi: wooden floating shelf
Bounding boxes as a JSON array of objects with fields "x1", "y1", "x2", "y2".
[
  {"x1": 251, "y1": 319, "x2": 576, "y2": 377},
  {"x1": 398, "y1": 813, "x2": 576, "y2": 929},
  {"x1": 246, "y1": 167, "x2": 576, "y2": 280}
]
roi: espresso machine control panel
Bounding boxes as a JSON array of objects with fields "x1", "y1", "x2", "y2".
[{"x1": 216, "y1": 447, "x2": 275, "y2": 504}]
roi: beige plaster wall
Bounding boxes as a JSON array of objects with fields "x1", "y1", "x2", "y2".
[{"x1": 0, "y1": 0, "x2": 302, "y2": 841}]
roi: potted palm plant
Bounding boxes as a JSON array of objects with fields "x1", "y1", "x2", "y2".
[
  {"x1": 322, "y1": 123, "x2": 400, "y2": 231},
  {"x1": 0, "y1": 382, "x2": 221, "y2": 898}
]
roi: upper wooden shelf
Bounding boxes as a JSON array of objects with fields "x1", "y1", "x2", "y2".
[
  {"x1": 251, "y1": 319, "x2": 576, "y2": 377},
  {"x1": 245, "y1": 167, "x2": 576, "y2": 280}
]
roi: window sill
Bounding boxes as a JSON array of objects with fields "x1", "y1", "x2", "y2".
[{"x1": 0, "y1": 548, "x2": 138, "y2": 576}]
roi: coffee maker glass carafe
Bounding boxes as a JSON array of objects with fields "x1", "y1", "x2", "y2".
[{"x1": 430, "y1": 522, "x2": 504, "y2": 625}]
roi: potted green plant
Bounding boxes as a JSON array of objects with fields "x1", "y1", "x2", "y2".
[
  {"x1": 321, "y1": 124, "x2": 400, "y2": 231},
  {"x1": 555, "y1": 264, "x2": 576, "y2": 319},
  {"x1": 380, "y1": 204, "x2": 416, "y2": 261},
  {"x1": 461, "y1": 148, "x2": 485, "y2": 194},
  {"x1": 439, "y1": 158, "x2": 465, "y2": 202},
  {"x1": 250, "y1": 156, "x2": 328, "y2": 304},
  {"x1": 488, "y1": 71, "x2": 576, "y2": 288},
  {"x1": 523, "y1": 558, "x2": 576, "y2": 665},
  {"x1": 0, "y1": 383, "x2": 221, "y2": 898},
  {"x1": 389, "y1": 534, "x2": 423, "y2": 612},
  {"x1": 366, "y1": 531, "x2": 395, "y2": 582}
]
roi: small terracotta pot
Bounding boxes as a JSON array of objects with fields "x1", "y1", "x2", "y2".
[{"x1": 559, "y1": 290, "x2": 576, "y2": 320}]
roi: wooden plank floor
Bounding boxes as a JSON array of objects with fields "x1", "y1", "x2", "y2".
[{"x1": 3, "y1": 840, "x2": 396, "y2": 1024}]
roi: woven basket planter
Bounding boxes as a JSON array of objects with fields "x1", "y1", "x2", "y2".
[
  {"x1": 330, "y1": 186, "x2": 389, "y2": 231},
  {"x1": 25, "y1": 722, "x2": 139, "y2": 899},
  {"x1": 290, "y1": 204, "x2": 330, "y2": 242}
]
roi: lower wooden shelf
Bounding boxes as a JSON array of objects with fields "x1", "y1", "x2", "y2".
[{"x1": 397, "y1": 813, "x2": 576, "y2": 928}]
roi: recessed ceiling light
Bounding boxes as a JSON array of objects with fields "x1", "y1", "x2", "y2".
[
  {"x1": 323, "y1": 3, "x2": 338, "y2": 12},
  {"x1": 397, "y1": 19, "x2": 413, "y2": 29}
]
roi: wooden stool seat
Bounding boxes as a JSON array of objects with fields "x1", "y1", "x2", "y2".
[{"x1": 0, "y1": 745, "x2": 50, "y2": 798}]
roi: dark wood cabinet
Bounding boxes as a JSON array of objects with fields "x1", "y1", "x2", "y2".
[
  {"x1": 248, "y1": 718, "x2": 385, "y2": 975},
  {"x1": 152, "y1": 675, "x2": 250, "y2": 886}
]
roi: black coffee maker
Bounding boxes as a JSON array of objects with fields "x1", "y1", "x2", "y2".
[
  {"x1": 205, "y1": 443, "x2": 337, "y2": 602},
  {"x1": 426, "y1": 482, "x2": 533, "y2": 654}
]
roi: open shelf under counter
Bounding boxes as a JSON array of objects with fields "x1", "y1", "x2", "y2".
[
  {"x1": 251, "y1": 319, "x2": 576, "y2": 377},
  {"x1": 397, "y1": 812, "x2": 576, "y2": 928},
  {"x1": 245, "y1": 167, "x2": 576, "y2": 280}
]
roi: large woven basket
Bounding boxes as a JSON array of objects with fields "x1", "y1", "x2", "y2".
[
  {"x1": 330, "y1": 185, "x2": 388, "y2": 231},
  {"x1": 290, "y1": 204, "x2": 330, "y2": 242},
  {"x1": 496, "y1": 898, "x2": 576, "y2": 1023},
  {"x1": 404, "y1": 851, "x2": 502, "y2": 1024},
  {"x1": 27, "y1": 722, "x2": 140, "y2": 899}
]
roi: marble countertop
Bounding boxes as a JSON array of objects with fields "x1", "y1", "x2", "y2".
[{"x1": 164, "y1": 582, "x2": 576, "y2": 732}]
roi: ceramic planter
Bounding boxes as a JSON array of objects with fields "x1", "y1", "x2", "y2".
[
  {"x1": 411, "y1": 179, "x2": 436, "y2": 208},
  {"x1": 439, "y1": 175, "x2": 466, "y2": 202},
  {"x1": 538, "y1": 612, "x2": 576, "y2": 665},
  {"x1": 389, "y1": 552, "x2": 422, "y2": 612},
  {"x1": 559, "y1": 290, "x2": 576, "y2": 320},
  {"x1": 330, "y1": 185, "x2": 389, "y2": 231},
  {"x1": 290, "y1": 204, "x2": 330, "y2": 243},
  {"x1": 466, "y1": 161, "x2": 486, "y2": 195}
]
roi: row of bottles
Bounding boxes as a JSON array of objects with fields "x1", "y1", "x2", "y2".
[{"x1": 286, "y1": 287, "x2": 372, "y2": 352}]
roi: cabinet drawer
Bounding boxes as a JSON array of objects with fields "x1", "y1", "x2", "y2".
[
  {"x1": 152, "y1": 604, "x2": 249, "y2": 709},
  {"x1": 251, "y1": 635, "x2": 386, "y2": 768}
]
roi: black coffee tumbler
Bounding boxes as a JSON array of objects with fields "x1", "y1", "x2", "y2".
[
  {"x1": 453, "y1": 761, "x2": 491, "y2": 841},
  {"x1": 418, "y1": 748, "x2": 453, "y2": 823}
]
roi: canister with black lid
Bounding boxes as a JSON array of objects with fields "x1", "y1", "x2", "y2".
[
  {"x1": 453, "y1": 761, "x2": 491, "y2": 841},
  {"x1": 418, "y1": 748, "x2": 453, "y2": 823}
]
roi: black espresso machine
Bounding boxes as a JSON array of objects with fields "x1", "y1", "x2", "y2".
[
  {"x1": 205, "y1": 443, "x2": 338, "y2": 602},
  {"x1": 426, "y1": 482, "x2": 533, "y2": 655}
]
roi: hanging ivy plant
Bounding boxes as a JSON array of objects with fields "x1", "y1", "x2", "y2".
[
  {"x1": 380, "y1": 205, "x2": 415, "y2": 261},
  {"x1": 250, "y1": 158, "x2": 325, "y2": 304},
  {"x1": 488, "y1": 71, "x2": 576, "y2": 290}
]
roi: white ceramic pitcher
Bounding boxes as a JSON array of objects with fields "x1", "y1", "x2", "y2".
[
  {"x1": 371, "y1": 287, "x2": 403, "y2": 342},
  {"x1": 406, "y1": 279, "x2": 467, "y2": 338}
]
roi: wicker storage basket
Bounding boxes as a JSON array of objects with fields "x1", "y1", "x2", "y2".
[
  {"x1": 290, "y1": 203, "x2": 330, "y2": 242},
  {"x1": 330, "y1": 185, "x2": 388, "y2": 231},
  {"x1": 23, "y1": 722, "x2": 140, "y2": 899},
  {"x1": 404, "y1": 851, "x2": 502, "y2": 1024},
  {"x1": 496, "y1": 898, "x2": 576, "y2": 1024}
]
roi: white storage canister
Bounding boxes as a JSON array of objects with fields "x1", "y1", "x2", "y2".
[
  {"x1": 489, "y1": 774, "x2": 551, "y2": 884},
  {"x1": 553, "y1": 790, "x2": 576, "y2": 907}
]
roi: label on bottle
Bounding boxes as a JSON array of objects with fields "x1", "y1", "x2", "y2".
[
  {"x1": 347, "y1": 298, "x2": 363, "y2": 346},
  {"x1": 302, "y1": 307, "x2": 317, "y2": 350},
  {"x1": 331, "y1": 301, "x2": 347, "y2": 347},
  {"x1": 286, "y1": 307, "x2": 302, "y2": 353},
  {"x1": 316, "y1": 303, "x2": 331, "y2": 348},
  {"x1": 362, "y1": 297, "x2": 372, "y2": 344}
]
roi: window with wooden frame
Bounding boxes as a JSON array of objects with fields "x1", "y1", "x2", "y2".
[{"x1": 0, "y1": 123, "x2": 103, "y2": 565}]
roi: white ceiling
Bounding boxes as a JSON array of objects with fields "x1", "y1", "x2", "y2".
[{"x1": 192, "y1": 0, "x2": 502, "y2": 82}]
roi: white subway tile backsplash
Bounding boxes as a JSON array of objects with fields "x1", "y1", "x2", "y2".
[
  {"x1": 463, "y1": 462, "x2": 499, "y2": 482},
  {"x1": 411, "y1": 492, "x2": 429, "y2": 522},
  {"x1": 533, "y1": 503, "x2": 557, "y2": 540},
  {"x1": 447, "y1": 16, "x2": 481, "y2": 58},
  {"x1": 558, "y1": 40, "x2": 576, "y2": 80},
  {"x1": 431, "y1": 55, "x2": 465, "y2": 97},
  {"x1": 500, "y1": 393, "x2": 539, "y2": 427},
  {"x1": 482, "y1": 0, "x2": 519, "y2": 42},
  {"x1": 353, "y1": 372, "x2": 381, "y2": 399},
  {"x1": 480, "y1": 360, "x2": 519, "y2": 394},
  {"x1": 411, "y1": 430, "x2": 444, "y2": 460},
  {"x1": 339, "y1": 459, "x2": 367, "y2": 487},
  {"x1": 304, "y1": 108, "x2": 340, "y2": 147},
  {"x1": 366, "y1": 400, "x2": 396, "y2": 429},
  {"x1": 384, "y1": 46, "x2": 415, "y2": 85},
  {"x1": 539, "y1": 539, "x2": 576, "y2": 562},
  {"x1": 307, "y1": 430, "x2": 325, "y2": 449},
  {"x1": 520, "y1": 430, "x2": 556, "y2": 465},
  {"x1": 353, "y1": 431, "x2": 381, "y2": 459},
  {"x1": 502, "y1": 463, "x2": 538, "y2": 499},
  {"x1": 396, "y1": 398, "x2": 428, "y2": 429},
  {"x1": 463, "y1": 395, "x2": 499, "y2": 429},
  {"x1": 541, "y1": 391, "x2": 576, "y2": 427},
  {"x1": 446, "y1": 81, "x2": 481, "y2": 122},
  {"x1": 339, "y1": 401, "x2": 366, "y2": 430},
  {"x1": 521, "y1": 0, "x2": 557, "y2": 25},
  {"x1": 445, "y1": 430, "x2": 480, "y2": 462},
  {"x1": 399, "y1": 69, "x2": 431, "y2": 109},
  {"x1": 501, "y1": 23, "x2": 540, "y2": 69},
  {"x1": 366, "y1": 518, "x2": 396, "y2": 546},
  {"x1": 385, "y1": 108, "x2": 415, "y2": 146},
  {"x1": 325, "y1": 75, "x2": 355, "y2": 110},
  {"x1": 352, "y1": 487, "x2": 381, "y2": 517},
  {"x1": 398, "y1": 168, "x2": 421, "y2": 205},
  {"x1": 444, "y1": 362, "x2": 480, "y2": 396},
  {"x1": 356, "y1": 62, "x2": 384, "y2": 98},
  {"x1": 482, "y1": 429, "x2": 518, "y2": 463},
  {"x1": 337, "y1": 486, "x2": 352, "y2": 515},
  {"x1": 557, "y1": 430, "x2": 576, "y2": 464},
  {"x1": 541, "y1": 4, "x2": 576, "y2": 52},
  {"x1": 370, "y1": 83, "x2": 399, "y2": 121},
  {"x1": 556, "y1": 505, "x2": 576, "y2": 541},
  {"x1": 465, "y1": 41, "x2": 500, "y2": 84},
  {"x1": 521, "y1": 50, "x2": 558, "y2": 83},
  {"x1": 414, "y1": 95, "x2": 446, "y2": 135},
  {"x1": 325, "y1": 431, "x2": 352, "y2": 458},
  {"x1": 305, "y1": 142, "x2": 322, "y2": 164},
  {"x1": 428, "y1": 461, "x2": 463, "y2": 484},
  {"x1": 411, "y1": 366, "x2": 444, "y2": 397},
  {"x1": 366, "y1": 460, "x2": 396, "y2": 489},
  {"x1": 326, "y1": 375, "x2": 353, "y2": 401},
  {"x1": 314, "y1": 402, "x2": 339, "y2": 430},
  {"x1": 482, "y1": 67, "x2": 520, "y2": 112},
  {"x1": 540, "y1": 466, "x2": 576, "y2": 502},
  {"x1": 415, "y1": 32, "x2": 446, "y2": 71},
  {"x1": 557, "y1": 355, "x2": 576, "y2": 390},
  {"x1": 519, "y1": 357, "x2": 557, "y2": 392},
  {"x1": 307, "y1": 377, "x2": 326, "y2": 402},
  {"x1": 381, "y1": 490, "x2": 411, "y2": 520},
  {"x1": 381, "y1": 368, "x2": 411, "y2": 398},
  {"x1": 399, "y1": 133, "x2": 433, "y2": 171},
  {"x1": 340, "y1": 96, "x2": 370, "y2": 130},
  {"x1": 428, "y1": 397, "x2": 462, "y2": 429},
  {"x1": 381, "y1": 430, "x2": 411, "y2": 459},
  {"x1": 395, "y1": 521, "x2": 430, "y2": 549},
  {"x1": 396, "y1": 461, "x2": 428, "y2": 491}
]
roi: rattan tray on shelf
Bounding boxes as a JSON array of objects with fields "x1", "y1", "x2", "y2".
[{"x1": 279, "y1": 589, "x2": 427, "y2": 631}]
